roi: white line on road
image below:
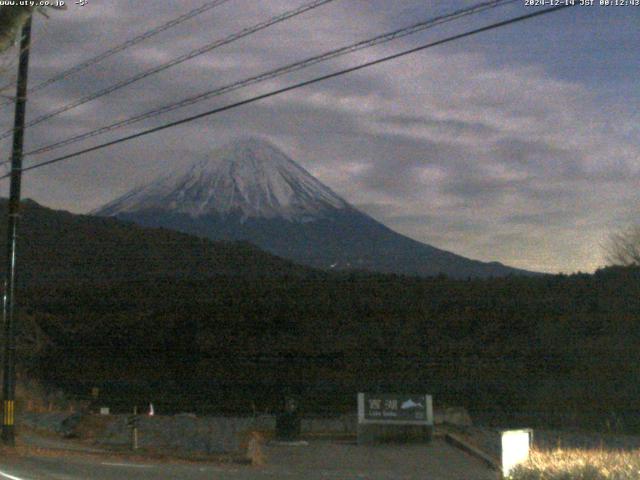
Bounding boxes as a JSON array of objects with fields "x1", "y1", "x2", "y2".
[
  {"x1": 101, "y1": 462, "x2": 151, "y2": 468},
  {"x1": 0, "y1": 470, "x2": 28, "y2": 480}
]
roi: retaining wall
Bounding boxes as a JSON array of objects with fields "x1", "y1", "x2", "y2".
[{"x1": 18, "y1": 406, "x2": 470, "y2": 454}]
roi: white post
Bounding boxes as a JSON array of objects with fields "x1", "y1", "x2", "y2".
[{"x1": 501, "y1": 429, "x2": 532, "y2": 477}]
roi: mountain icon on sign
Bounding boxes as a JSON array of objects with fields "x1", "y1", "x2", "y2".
[{"x1": 401, "y1": 399, "x2": 424, "y2": 410}]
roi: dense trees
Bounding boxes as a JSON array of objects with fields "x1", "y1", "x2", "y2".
[
  {"x1": 17, "y1": 265, "x2": 640, "y2": 431},
  {"x1": 3, "y1": 200, "x2": 640, "y2": 431},
  {"x1": 605, "y1": 226, "x2": 640, "y2": 266}
]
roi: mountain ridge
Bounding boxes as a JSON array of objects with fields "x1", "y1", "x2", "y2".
[{"x1": 95, "y1": 138, "x2": 536, "y2": 278}]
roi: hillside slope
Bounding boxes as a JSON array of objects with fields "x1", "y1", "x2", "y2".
[{"x1": 0, "y1": 199, "x2": 309, "y2": 285}]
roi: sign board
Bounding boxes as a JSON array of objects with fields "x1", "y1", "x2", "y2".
[
  {"x1": 501, "y1": 429, "x2": 532, "y2": 477},
  {"x1": 358, "y1": 393, "x2": 433, "y2": 425},
  {"x1": 99, "y1": 407, "x2": 110, "y2": 415}
]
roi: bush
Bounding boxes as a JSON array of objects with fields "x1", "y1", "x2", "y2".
[{"x1": 509, "y1": 448, "x2": 640, "y2": 480}]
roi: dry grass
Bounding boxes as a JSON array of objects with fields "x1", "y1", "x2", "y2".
[{"x1": 509, "y1": 448, "x2": 640, "y2": 479}]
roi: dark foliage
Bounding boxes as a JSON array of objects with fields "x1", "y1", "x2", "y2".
[{"x1": 2, "y1": 200, "x2": 639, "y2": 431}]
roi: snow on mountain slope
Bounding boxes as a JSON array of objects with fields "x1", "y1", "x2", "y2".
[
  {"x1": 97, "y1": 138, "x2": 348, "y2": 222},
  {"x1": 95, "y1": 137, "x2": 536, "y2": 278}
]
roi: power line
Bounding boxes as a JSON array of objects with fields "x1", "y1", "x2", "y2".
[
  {"x1": 0, "y1": 0, "x2": 336, "y2": 141},
  {"x1": 0, "y1": 0, "x2": 233, "y2": 107},
  {"x1": 0, "y1": 4, "x2": 573, "y2": 181},
  {"x1": 23, "y1": 0, "x2": 517, "y2": 159}
]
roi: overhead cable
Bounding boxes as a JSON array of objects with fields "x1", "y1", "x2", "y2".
[{"x1": 0, "y1": 4, "x2": 574, "y2": 180}]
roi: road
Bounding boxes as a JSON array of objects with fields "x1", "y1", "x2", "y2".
[{"x1": 0, "y1": 438, "x2": 497, "y2": 480}]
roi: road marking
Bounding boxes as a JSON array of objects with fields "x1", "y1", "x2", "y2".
[
  {"x1": 0, "y1": 470, "x2": 28, "y2": 480},
  {"x1": 101, "y1": 462, "x2": 151, "y2": 468},
  {"x1": 204, "y1": 467, "x2": 239, "y2": 473}
]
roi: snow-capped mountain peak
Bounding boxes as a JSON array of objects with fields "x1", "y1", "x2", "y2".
[
  {"x1": 96, "y1": 137, "x2": 348, "y2": 222},
  {"x1": 94, "y1": 137, "x2": 534, "y2": 278}
]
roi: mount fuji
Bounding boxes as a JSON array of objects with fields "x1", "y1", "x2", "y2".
[{"x1": 95, "y1": 138, "x2": 532, "y2": 278}]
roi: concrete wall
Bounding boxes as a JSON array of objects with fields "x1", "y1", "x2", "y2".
[
  {"x1": 99, "y1": 415, "x2": 275, "y2": 454},
  {"x1": 19, "y1": 412, "x2": 273, "y2": 454},
  {"x1": 18, "y1": 406, "x2": 471, "y2": 454},
  {"x1": 19, "y1": 412, "x2": 80, "y2": 436},
  {"x1": 357, "y1": 423, "x2": 433, "y2": 445},
  {"x1": 298, "y1": 407, "x2": 471, "y2": 436},
  {"x1": 300, "y1": 415, "x2": 357, "y2": 434},
  {"x1": 434, "y1": 407, "x2": 472, "y2": 427}
]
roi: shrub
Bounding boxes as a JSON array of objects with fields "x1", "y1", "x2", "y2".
[{"x1": 509, "y1": 448, "x2": 640, "y2": 480}]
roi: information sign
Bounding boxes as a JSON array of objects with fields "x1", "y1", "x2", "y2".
[{"x1": 358, "y1": 393, "x2": 433, "y2": 425}]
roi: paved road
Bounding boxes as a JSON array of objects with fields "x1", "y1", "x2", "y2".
[{"x1": 0, "y1": 438, "x2": 497, "y2": 480}]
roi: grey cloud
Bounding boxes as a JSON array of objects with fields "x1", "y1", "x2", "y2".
[
  {"x1": 442, "y1": 175, "x2": 523, "y2": 201},
  {"x1": 378, "y1": 114, "x2": 498, "y2": 138},
  {"x1": 490, "y1": 138, "x2": 581, "y2": 172},
  {"x1": 389, "y1": 213, "x2": 487, "y2": 234},
  {"x1": 0, "y1": 0, "x2": 637, "y2": 274},
  {"x1": 504, "y1": 211, "x2": 577, "y2": 227}
]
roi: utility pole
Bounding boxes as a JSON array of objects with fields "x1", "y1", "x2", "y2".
[{"x1": 2, "y1": 13, "x2": 32, "y2": 446}]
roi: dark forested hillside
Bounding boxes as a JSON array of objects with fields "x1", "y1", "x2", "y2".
[
  {"x1": 2, "y1": 200, "x2": 640, "y2": 432},
  {"x1": 0, "y1": 199, "x2": 310, "y2": 284}
]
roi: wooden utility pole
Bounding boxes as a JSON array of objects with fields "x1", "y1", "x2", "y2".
[{"x1": 2, "y1": 13, "x2": 32, "y2": 447}]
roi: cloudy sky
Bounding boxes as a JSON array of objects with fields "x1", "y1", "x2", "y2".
[{"x1": 0, "y1": 0, "x2": 638, "y2": 274}]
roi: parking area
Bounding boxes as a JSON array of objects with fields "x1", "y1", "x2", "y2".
[
  {"x1": 3, "y1": 433, "x2": 498, "y2": 480},
  {"x1": 260, "y1": 438, "x2": 497, "y2": 480}
]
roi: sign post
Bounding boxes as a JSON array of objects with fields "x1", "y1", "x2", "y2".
[
  {"x1": 127, "y1": 406, "x2": 139, "y2": 450},
  {"x1": 357, "y1": 393, "x2": 433, "y2": 445}
]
